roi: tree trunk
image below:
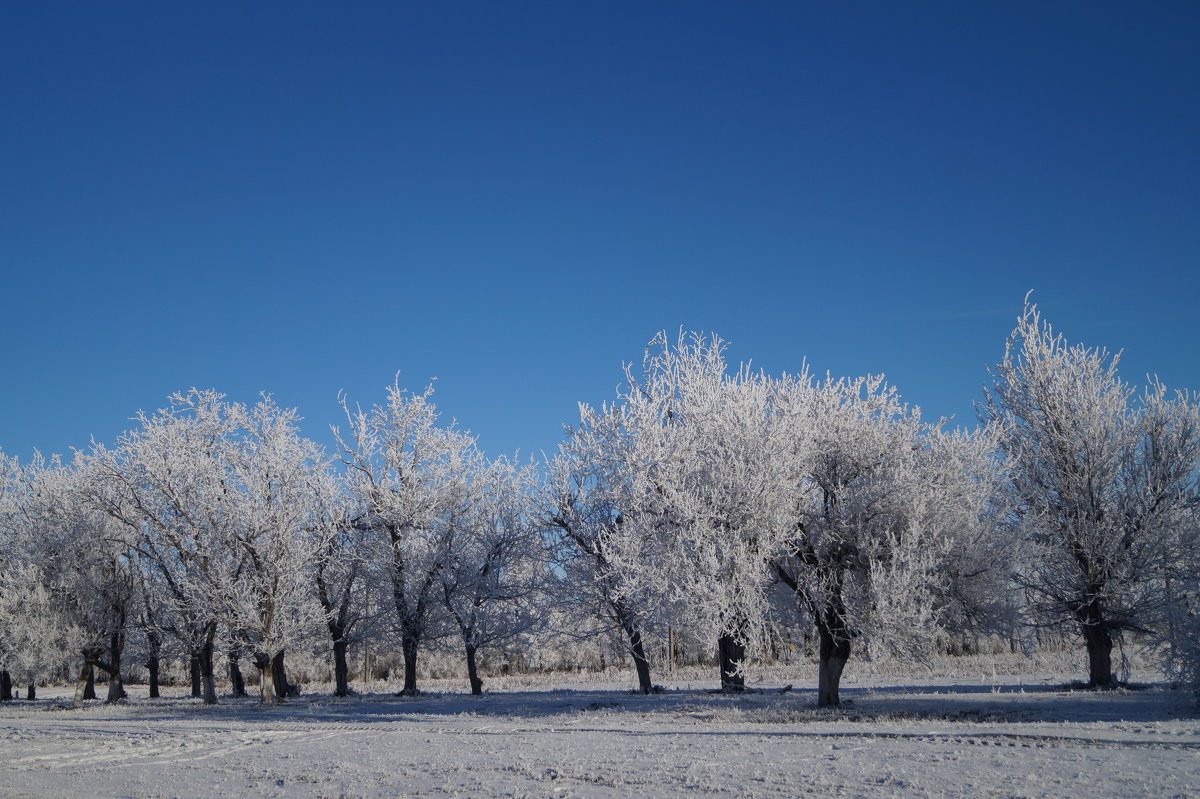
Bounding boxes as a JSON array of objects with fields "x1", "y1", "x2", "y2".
[
  {"x1": 464, "y1": 643, "x2": 483, "y2": 696},
  {"x1": 27, "y1": 682, "x2": 36, "y2": 700},
  {"x1": 1081, "y1": 619, "x2": 1114, "y2": 688},
  {"x1": 332, "y1": 638, "x2": 351, "y2": 698},
  {"x1": 189, "y1": 653, "x2": 202, "y2": 697},
  {"x1": 254, "y1": 653, "x2": 285, "y2": 704},
  {"x1": 613, "y1": 602, "x2": 654, "y2": 694},
  {"x1": 717, "y1": 635, "x2": 746, "y2": 692},
  {"x1": 399, "y1": 635, "x2": 419, "y2": 696},
  {"x1": 145, "y1": 628, "x2": 161, "y2": 698},
  {"x1": 0, "y1": 670, "x2": 11, "y2": 701},
  {"x1": 627, "y1": 627, "x2": 654, "y2": 694},
  {"x1": 105, "y1": 632, "x2": 127, "y2": 703},
  {"x1": 73, "y1": 662, "x2": 95, "y2": 708},
  {"x1": 199, "y1": 636, "x2": 218, "y2": 705},
  {"x1": 146, "y1": 656, "x2": 160, "y2": 699},
  {"x1": 229, "y1": 649, "x2": 246, "y2": 697},
  {"x1": 271, "y1": 651, "x2": 295, "y2": 698},
  {"x1": 817, "y1": 621, "x2": 851, "y2": 708}
]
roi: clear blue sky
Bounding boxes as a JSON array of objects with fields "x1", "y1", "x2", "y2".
[{"x1": 3, "y1": 2, "x2": 1198, "y2": 463}]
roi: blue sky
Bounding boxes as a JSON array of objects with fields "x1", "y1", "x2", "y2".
[{"x1": 2, "y1": 2, "x2": 1198, "y2": 463}]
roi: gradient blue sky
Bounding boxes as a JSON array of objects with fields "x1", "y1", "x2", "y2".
[{"x1": 3, "y1": 2, "x2": 1198, "y2": 463}]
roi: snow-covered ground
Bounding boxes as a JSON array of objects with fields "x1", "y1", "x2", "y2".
[{"x1": 2, "y1": 662, "x2": 1197, "y2": 798}]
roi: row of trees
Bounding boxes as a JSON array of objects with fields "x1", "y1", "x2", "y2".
[{"x1": 1, "y1": 301, "x2": 1198, "y2": 708}]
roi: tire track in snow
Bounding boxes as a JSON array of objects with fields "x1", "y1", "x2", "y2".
[
  {"x1": 4, "y1": 726, "x2": 370, "y2": 770},
  {"x1": 464, "y1": 725, "x2": 1200, "y2": 751}
]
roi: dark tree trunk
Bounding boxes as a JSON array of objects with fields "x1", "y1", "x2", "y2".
[
  {"x1": 26, "y1": 682, "x2": 35, "y2": 700},
  {"x1": 464, "y1": 643, "x2": 483, "y2": 696},
  {"x1": 1082, "y1": 619, "x2": 1114, "y2": 688},
  {"x1": 817, "y1": 620, "x2": 851, "y2": 707},
  {"x1": 74, "y1": 656, "x2": 97, "y2": 709},
  {"x1": 613, "y1": 601, "x2": 654, "y2": 694},
  {"x1": 0, "y1": 670, "x2": 11, "y2": 701},
  {"x1": 253, "y1": 653, "x2": 284, "y2": 704},
  {"x1": 199, "y1": 634, "x2": 218, "y2": 705},
  {"x1": 83, "y1": 667, "x2": 96, "y2": 700},
  {"x1": 717, "y1": 635, "x2": 746, "y2": 692},
  {"x1": 271, "y1": 651, "x2": 287, "y2": 699},
  {"x1": 146, "y1": 656, "x2": 160, "y2": 699},
  {"x1": 145, "y1": 628, "x2": 161, "y2": 698},
  {"x1": 229, "y1": 648, "x2": 246, "y2": 697},
  {"x1": 189, "y1": 653, "x2": 202, "y2": 697},
  {"x1": 105, "y1": 632, "x2": 127, "y2": 703},
  {"x1": 1076, "y1": 593, "x2": 1116, "y2": 688},
  {"x1": 272, "y1": 651, "x2": 296, "y2": 698},
  {"x1": 332, "y1": 638, "x2": 351, "y2": 698},
  {"x1": 399, "y1": 635, "x2": 419, "y2": 696},
  {"x1": 627, "y1": 627, "x2": 654, "y2": 694}
]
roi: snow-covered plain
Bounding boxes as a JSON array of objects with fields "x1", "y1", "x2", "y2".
[{"x1": 2, "y1": 659, "x2": 1198, "y2": 798}]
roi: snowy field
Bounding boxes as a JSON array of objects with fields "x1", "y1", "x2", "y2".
[{"x1": 2, "y1": 659, "x2": 1198, "y2": 799}]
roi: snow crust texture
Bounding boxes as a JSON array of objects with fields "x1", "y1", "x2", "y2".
[{"x1": 3, "y1": 673, "x2": 1199, "y2": 798}]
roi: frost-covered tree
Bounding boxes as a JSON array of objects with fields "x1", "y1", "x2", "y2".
[
  {"x1": 314, "y1": 504, "x2": 370, "y2": 698},
  {"x1": 543, "y1": 396, "x2": 664, "y2": 694},
  {"x1": 334, "y1": 379, "x2": 477, "y2": 696},
  {"x1": 549, "y1": 331, "x2": 1003, "y2": 700},
  {"x1": 1163, "y1": 510, "x2": 1200, "y2": 700},
  {"x1": 1, "y1": 453, "x2": 80, "y2": 701},
  {"x1": 772, "y1": 373, "x2": 924, "y2": 706},
  {"x1": 211, "y1": 396, "x2": 338, "y2": 703},
  {"x1": 0, "y1": 449, "x2": 20, "y2": 700},
  {"x1": 439, "y1": 456, "x2": 544, "y2": 695},
  {"x1": 1141, "y1": 384, "x2": 1200, "y2": 698},
  {"x1": 88, "y1": 390, "x2": 337, "y2": 704},
  {"x1": 615, "y1": 332, "x2": 795, "y2": 691},
  {"x1": 86, "y1": 394, "x2": 228, "y2": 703},
  {"x1": 0, "y1": 455, "x2": 137, "y2": 707},
  {"x1": 982, "y1": 301, "x2": 1200, "y2": 687},
  {"x1": 918, "y1": 426, "x2": 1020, "y2": 650}
]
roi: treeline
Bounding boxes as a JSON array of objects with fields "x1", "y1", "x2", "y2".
[{"x1": 1, "y1": 301, "x2": 1198, "y2": 708}]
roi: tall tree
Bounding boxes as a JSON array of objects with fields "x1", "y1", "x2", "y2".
[
  {"x1": 211, "y1": 396, "x2": 337, "y2": 703},
  {"x1": 334, "y1": 379, "x2": 476, "y2": 696},
  {"x1": 982, "y1": 300, "x2": 1200, "y2": 687},
  {"x1": 615, "y1": 332, "x2": 794, "y2": 691},
  {"x1": 88, "y1": 390, "x2": 335, "y2": 704},
  {"x1": 773, "y1": 373, "x2": 930, "y2": 706}
]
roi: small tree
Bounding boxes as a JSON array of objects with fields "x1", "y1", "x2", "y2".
[
  {"x1": 1138, "y1": 383, "x2": 1200, "y2": 696},
  {"x1": 2, "y1": 456, "x2": 140, "y2": 707},
  {"x1": 439, "y1": 456, "x2": 544, "y2": 695},
  {"x1": 314, "y1": 506, "x2": 370, "y2": 698},
  {"x1": 543, "y1": 396, "x2": 664, "y2": 695}
]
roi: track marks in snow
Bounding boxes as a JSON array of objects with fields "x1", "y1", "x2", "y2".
[
  {"x1": 432, "y1": 722, "x2": 1200, "y2": 753},
  {"x1": 4, "y1": 726, "x2": 368, "y2": 771}
]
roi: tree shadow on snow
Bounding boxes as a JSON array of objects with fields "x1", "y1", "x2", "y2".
[{"x1": 13, "y1": 680, "x2": 1190, "y2": 727}]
